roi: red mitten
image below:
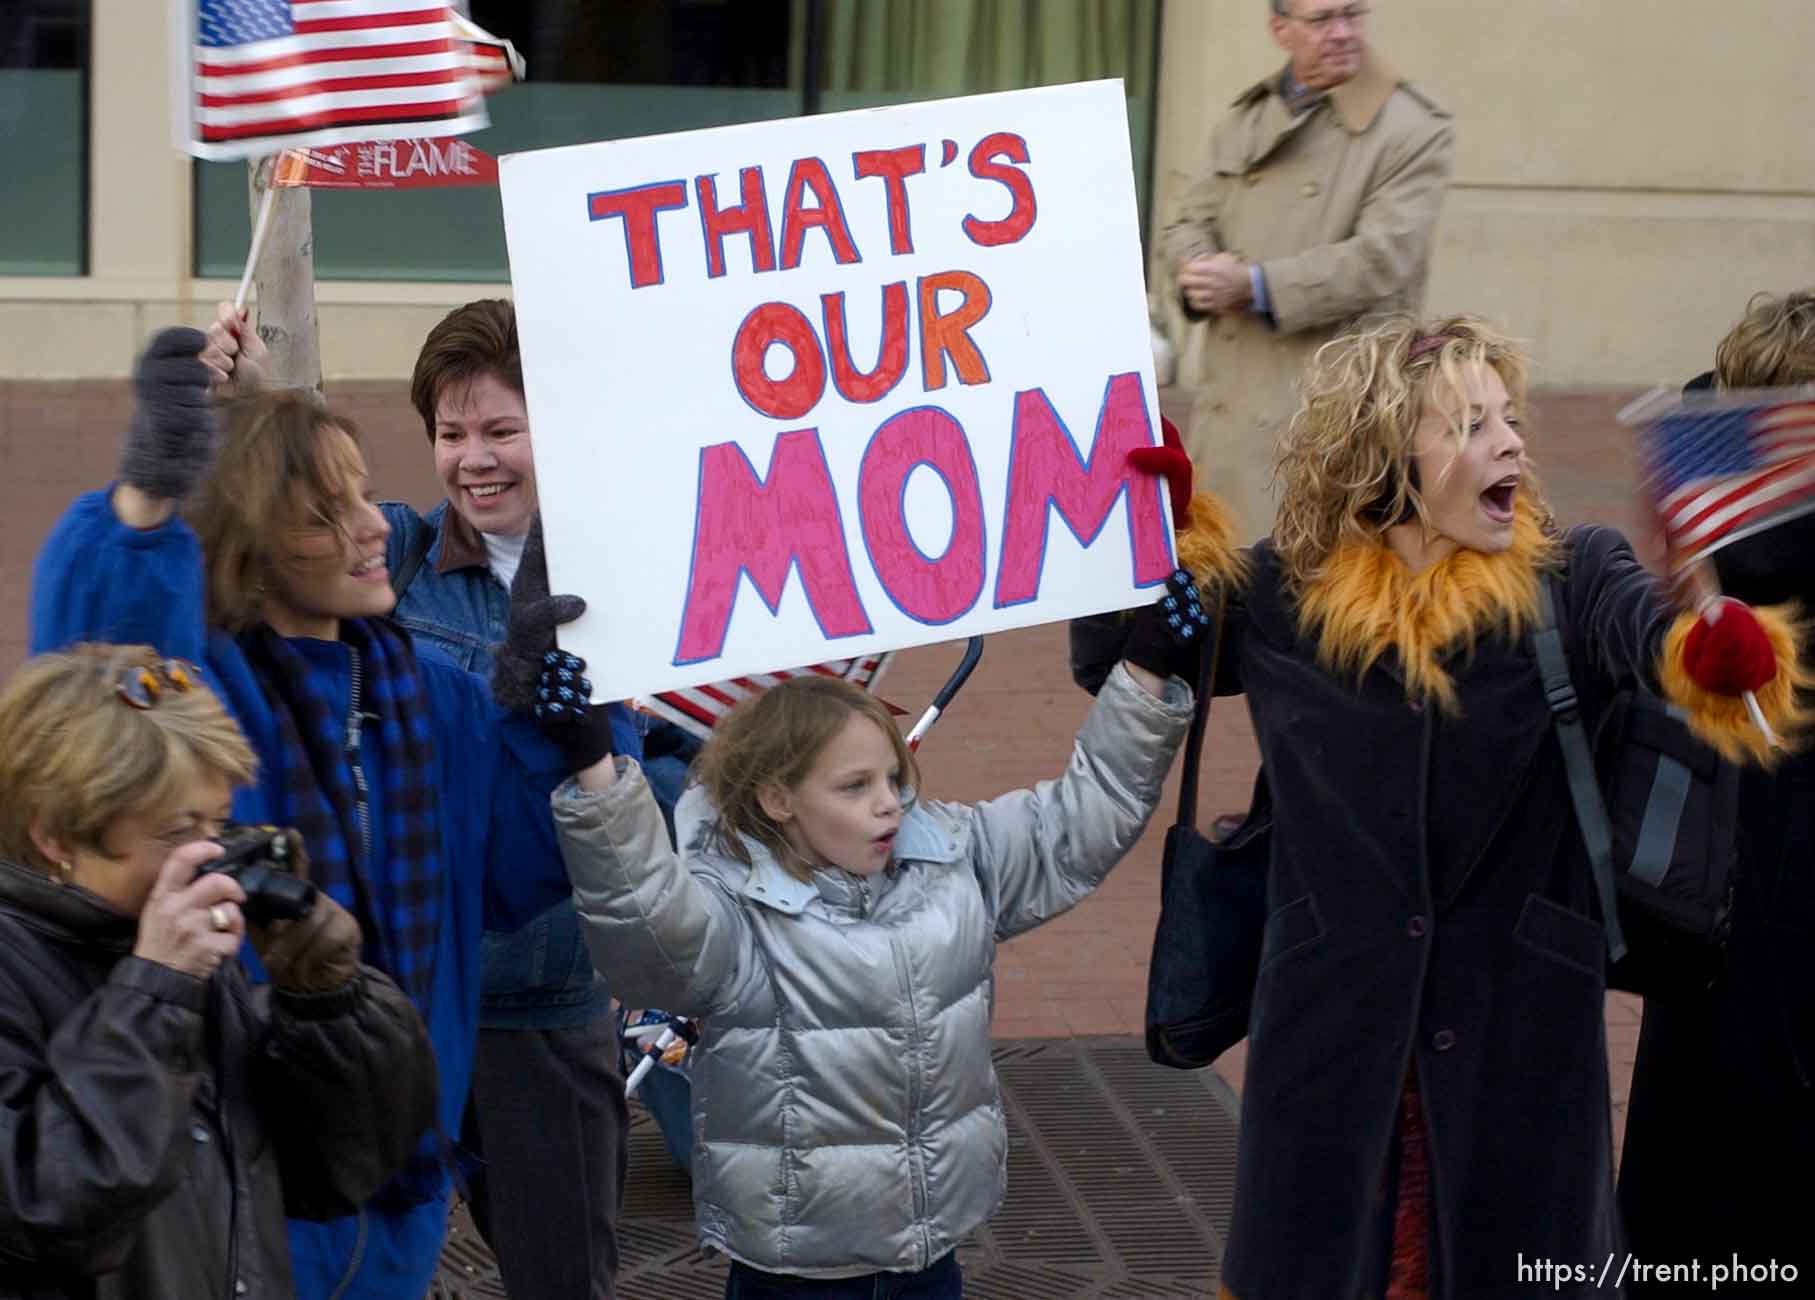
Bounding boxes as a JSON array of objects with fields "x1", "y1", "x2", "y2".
[
  {"x1": 1681, "y1": 597, "x2": 1778, "y2": 695},
  {"x1": 1128, "y1": 416, "x2": 1194, "y2": 528}
]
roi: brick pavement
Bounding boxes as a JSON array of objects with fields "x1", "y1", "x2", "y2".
[{"x1": 0, "y1": 378, "x2": 1657, "y2": 1146}]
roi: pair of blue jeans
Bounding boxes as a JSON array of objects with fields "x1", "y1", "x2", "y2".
[{"x1": 724, "y1": 1252, "x2": 962, "y2": 1299}]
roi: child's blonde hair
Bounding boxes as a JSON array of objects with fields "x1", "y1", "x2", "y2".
[
  {"x1": 694, "y1": 676, "x2": 918, "y2": 882},
  {"x1": 1273, "y1": 314, "x2": 1553, "y2": 589},
  {"x1": 1715, "y1": 289, "x2": 1815, "y2": 389},
  {"x1": 0, "y1": 644, "x2": 257, "y2": 873}
]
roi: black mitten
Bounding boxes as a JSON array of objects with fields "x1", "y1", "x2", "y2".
[
  {"x1": 1120, "y1": 568, "x2": 1213, "y2": 685},
  {"x1": 493, "y1": 516, "x2": 615, "y2": 770},
  {"x1": 120, "y1": 327, "x2": 218, "y2": 500},
  {"x1": 1068, "y1": 612, "x2": 1132, "y2": 697}
]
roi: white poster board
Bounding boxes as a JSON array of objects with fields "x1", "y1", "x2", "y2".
[{"x1": 500, "y1": 79, "x2": 1172, "y2": 703}]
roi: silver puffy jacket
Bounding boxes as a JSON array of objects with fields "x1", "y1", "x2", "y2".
[{"x1": 553, "y1": 664, "x2": 1191, "y2": 1277}]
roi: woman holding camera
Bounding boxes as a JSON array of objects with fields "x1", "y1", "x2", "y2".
[
  {"x1": 28, "y1": 324, "x2": 614, "y2": 1299},
  {"x1": 0, "y1": 643, "x2": 434, "y2": 1299}
]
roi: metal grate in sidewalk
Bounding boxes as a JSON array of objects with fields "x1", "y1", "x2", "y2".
[{"x1": 431, "y1": 1036, "x2": 1239, "y2": 1299}]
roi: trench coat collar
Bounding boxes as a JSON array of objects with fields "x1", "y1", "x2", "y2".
[
  {"x1": 1235, "y1": 53, "x2": 1401, "y2": 136},
  {"x1": 734, "y1": 801, "x2": 961, "y2": 916}
]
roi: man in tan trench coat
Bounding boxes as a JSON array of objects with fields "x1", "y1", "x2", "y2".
[{"x1": 1158, "y1": 0, "x2": 1453, "y2": 540}]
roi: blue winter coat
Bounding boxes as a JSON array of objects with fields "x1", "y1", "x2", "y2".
[{"x1": 28, "y1": 488, "x2": 630, "y2": 1300}]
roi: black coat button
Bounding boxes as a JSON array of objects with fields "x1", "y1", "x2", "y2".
[
  {"x1": 1406, "y1": 915, "x2": 1427, "y2": 938},
  {"x1": 1432, "y1": 1028, "x2": 1457, "y2": 1051}
]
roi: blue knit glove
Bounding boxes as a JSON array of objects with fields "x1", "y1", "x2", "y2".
[
  {"x1": 532, "y1": 649, "x2": 615, "y2": 771},
  {"x1": 1120, "y1": 569, "x2": 1213, "y2": 684}
]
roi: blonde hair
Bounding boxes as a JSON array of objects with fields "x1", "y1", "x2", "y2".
[
  {"x1": 693, "y1": 676, "x2": 918, "y2": 882},
  {"x1": 1273, "y1": 314, "x2": 1553, "y2": 589},
  {"x1": 1715, "y1": 290, "x2": 1815, "y2": 389},
  {"x1": 188, "y1": 389, "x2": 367, "y2": 633},
  {"x1": 0, "y1": 644, "x2": 257, "y2": 873}
]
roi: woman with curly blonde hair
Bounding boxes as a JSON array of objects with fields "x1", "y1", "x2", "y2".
[{"x1": 1080, "y1": 315, "x2": 1808, "y2": 1297}]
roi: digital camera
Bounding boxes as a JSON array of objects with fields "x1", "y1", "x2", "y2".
[{"x1": 200, "y1": 823, "x2": 317, "y2": 924}]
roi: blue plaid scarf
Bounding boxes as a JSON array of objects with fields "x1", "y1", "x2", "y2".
[{"x1": 238, "y1": 618, "x2": 442, "y2": 1008}]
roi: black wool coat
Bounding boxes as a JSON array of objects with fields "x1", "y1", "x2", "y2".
[
  {"x1": 1618, "y1": 745, "x2": 1815, "y2": 1292},
  {"x1": 1208, "y1": 527, "x2": 1671, "y2": 1300}
]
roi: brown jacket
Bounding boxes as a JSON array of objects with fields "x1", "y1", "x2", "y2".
[{"x1": 1157, "y1": 57, "x2": 1453, "y2": 539}]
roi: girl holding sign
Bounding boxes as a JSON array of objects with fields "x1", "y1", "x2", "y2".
[
  {"x1": 1078, "y1": 315, "x2": 1807, "y2": 1298},
  {"x1": 493, "y1": 486, "x2": 1242, "y2": 1294}
]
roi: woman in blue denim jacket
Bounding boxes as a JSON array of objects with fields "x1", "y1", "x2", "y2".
[{"x1": 382, "y1": 299, "x2": 693, "y2": 1299}]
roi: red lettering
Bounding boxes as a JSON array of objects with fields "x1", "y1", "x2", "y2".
[
  {"x1": 695, "y1": 167, "x2": 776, "y2": 279},
  {"x1": 994, "y1": 373, "x2": 1172, "y2": 607},
  {"x1": 779, "y1": 157, "x2": 861, "y2": 271},
  {"x1": 586, "y1": 180, "x2": 689, "y2": 289},
  {"x1": 675, "y1": 431, "x2": 872, "y2": 665},
  {"x1": 962, "y1": 132, "x2": 1036, "y2": 248},
  {"x1": 822, "y1": 283, "x2": 908, "y2": 405},
  {"x1": 859, "y1": 408, "x2": 986, "y2": 625},
  {"x1": 917, "y1": 271, "x2": 992, "y2": 392},
  {"x1": 731, "y1": 302, "x2": 826, "y2": 421},
  {"x1": 853, "y1": 145, "x2": 926, "y2": 256}
]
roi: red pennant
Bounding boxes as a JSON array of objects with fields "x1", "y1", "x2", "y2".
[{"x1": 271, "y1": 137, "x2": 498, "y2": 191}]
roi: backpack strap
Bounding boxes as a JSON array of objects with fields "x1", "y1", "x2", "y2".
[
  {"x1": 1534, "y1": 575, "x2": 1628, "y2": 962},
  {"x1": 390, "y1": 516, "x2": 435, "y2": 599}
]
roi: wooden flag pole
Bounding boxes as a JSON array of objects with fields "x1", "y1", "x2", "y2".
[
  {"x1": 235, "y1": 174, "x2": 277, "y2": 314},
  {"x1": 234, "y1": 175, "x2": 279, "y2": 314}
]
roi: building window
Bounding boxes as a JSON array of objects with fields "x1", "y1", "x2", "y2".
[
  {"x1": 194, "y1": 0, "x2": 1156, "y2": 283},
  {"x1": 0, "y1": 1, "x2": 89, "y2": 276}
]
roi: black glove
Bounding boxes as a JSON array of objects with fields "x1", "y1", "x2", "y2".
[
  {"x1": 119, "y1": 327, "x2": 218, "y2": 500},
  {"x1": 1120, "y1": 568, "x2": 1213, "y2": 685},
  {"x1": 493, "y1": 516, "x2": 615, "y2": 770}
]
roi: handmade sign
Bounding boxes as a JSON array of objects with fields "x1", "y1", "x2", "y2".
[{"x1": 499, "y1": 80, "x2": 1169, "y2": 702}]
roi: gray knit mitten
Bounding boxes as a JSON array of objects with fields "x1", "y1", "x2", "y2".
[{"x1": 119, "y1": 327, "x2": 218, "y2": 500}]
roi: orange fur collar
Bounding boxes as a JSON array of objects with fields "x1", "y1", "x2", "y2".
[
  {"x1": 1296, "y1": 503, "x2": 1558, "y2": 711},
  {"x1": 1178, "y1": 489, "x2": 1249, "y2": 597}
]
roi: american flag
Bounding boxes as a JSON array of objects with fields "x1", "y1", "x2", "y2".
[
  {"x1": 178, "y1": 0, "x2": 487, "y2": 161},
  {"x1": 1642, "y1": 393, "x2": 1815, "y2": 565},
  {"x1": 450, "y1": 10, "x2": 525, "y2": 92},
  {"x1": 639, "y1": 654, "x2": 896, "y2": 742}
]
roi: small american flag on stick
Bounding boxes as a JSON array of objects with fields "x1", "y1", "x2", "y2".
[
  {"x1": 175, "y1": 0, "x2": 487, "y2": 161},
  {"x1": 1635, "y1": 388, "x2": 1815, "y2": 570},
  {"x1": 451, "y1": 10, "x2": 525, "y2": 92},
  {"x1": 638, "y1": 654, "x2": 898, "y2": 743}
]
